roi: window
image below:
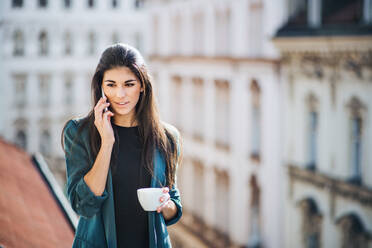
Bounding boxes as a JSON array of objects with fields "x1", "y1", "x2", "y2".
[
  {"x1": 13, "y1": 30, "x2": 24, "y2": 56},
  {"x1": 15, "y1": 130, "x2": 27, "y2": 150},
  {"x1": 88, "y1": 0, "x2": 94, "y2": 8},
  {"x1": 250, "y1": 80, "x2": 261, "y2": 161},
  {"x1": 337, "y1": 214, "x2": 369, "y2": 248},
  {"x1": 134, "y1": 32, "x2": 142, "y2": 53},
  {"x1": 40, "y1": 129, "x2": 51, "y2": 156},
  {"x1": 39, "y1": 0, "x2": 48, "y2": 8},
  {"x1": 135, "y1": 0, "x2": 144, "y2": 9},
  {"x1": 171, "y1": 76, "x2": 183, "y2": 130},
  {"x1": 247, "y1": 175, "x2": 262, "y2": 247},
  {"x1": 64, "y1": 31, "x2": 72, "y2": 55},
  {"x1": 38, "y1": 75, "x2": 50, "y2": 107},
  {"x1": 347, "y1": 97, "x2": 365, "y2": 184},
  {"x1": 112, "y1": 0, "x2": 118, "y2": 8},
  {"x1": 215, "y1": 79, "x2": 230, "y2": 150},
  {"x1": 299, "y1": 199, "x2": 322, "y2": 248},
  {"x1": 12, "y1": 0, "x2": 23, "y2": 8},
  {"x1": 192, "y1": 78, "x2": 204, "y2": 141},
  {"x1": 88, "y1": 32, "x2": 96, "y2": 55},
  {"x1": 306, "y1": 93, "x2": 318, "y2": 170},
  {"x1": 64, "y1": 0, "x2": 71, "y2": 8},
  {"x1": 64, "y1": 76, "x2": 73, "y2": 106},
  {"x1": 13, "y1": 74, "x2": 27, "y2": 107},
  {"x1": 112, "y1": 32, "x2": 119, "y2": 44},
  {"x1": 39, "y1": 31, "x2": 48, "y2": 56}
]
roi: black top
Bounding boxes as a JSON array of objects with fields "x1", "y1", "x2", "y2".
[{"x1": 111, "y1": 123, "x2": 152, "y2": 248}]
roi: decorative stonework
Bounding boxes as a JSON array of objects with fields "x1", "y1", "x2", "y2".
[
  {"x1": 285, "y1": 51, "x2": 372, "y2": 80},
  {"x1": 288, "y1": 165, "x2": 372, "y2": 207}
]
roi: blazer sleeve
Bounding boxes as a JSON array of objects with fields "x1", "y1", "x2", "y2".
[
  {"x1": 165, "y1": 127, "x2": 183, "y2": 226},
  {"x1": 63, "y1": 119, "x2": 109, "y2": 219}
]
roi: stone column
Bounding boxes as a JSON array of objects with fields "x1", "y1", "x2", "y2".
[
  {"x1": 159, "y1": 12, "x2": 170, "y2": 56},
  {"x1": 230, "y1": 0, "x2": 248, "y2": 57},
  {"x1": 204, "y1": 6, "x2": 215, "y2": 56},
  {"x1": 181, "y1": 8, "x2": 192, "y2": 55}
]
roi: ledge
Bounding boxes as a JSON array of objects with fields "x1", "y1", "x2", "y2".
[{"x1": 288, "y1": 165, "x2": 372, "y2": 206}]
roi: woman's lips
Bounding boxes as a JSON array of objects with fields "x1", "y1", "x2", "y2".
[{"x1": 114, "y1": 101, "x2": 129, "y2": 108}]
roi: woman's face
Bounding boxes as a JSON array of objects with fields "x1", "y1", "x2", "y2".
[{"x1": 101, "y1": 66, "x2": 143, "y2": 117}]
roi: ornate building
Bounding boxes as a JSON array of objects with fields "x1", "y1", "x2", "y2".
[
  {"x1": 144, "y1": 0, "x2": 287, "y2": 247},
  {"x1": 0, "y1": 0, "x2": 146, "y2": 188},
  {"x1": 274, "y1": 0, "x2": 372, "y2": 247}
]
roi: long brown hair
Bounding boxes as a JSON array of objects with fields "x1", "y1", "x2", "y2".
[{"x1": 61, "y1": 43, "x2": 181, "y2": 189}]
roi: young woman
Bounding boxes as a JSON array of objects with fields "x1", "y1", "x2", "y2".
[{"x1": 61, "y1": 43, "x2": 182, "y2": 248}]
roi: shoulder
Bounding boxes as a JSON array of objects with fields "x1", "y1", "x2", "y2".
[
  {"x1": 64, "y1": 117, "x2": 89, "y2": 140},
  {"x1": 161, "y1": 121, "x2": 180, "y2": 140}
]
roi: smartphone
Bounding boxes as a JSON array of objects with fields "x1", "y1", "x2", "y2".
[{"x1": 101, "y1": 87, "x2": 108, "y2": 112}]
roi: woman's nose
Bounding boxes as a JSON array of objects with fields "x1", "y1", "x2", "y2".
[{"x1": 116, "y1": 87, "x2": 127, "y2": 97}]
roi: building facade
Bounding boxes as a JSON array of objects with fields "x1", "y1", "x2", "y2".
[
  {"x1": 274, "y1": 0, "x2": 372, "y2": 247},
  {"x1": 0, "y1": 0, "x2": 146, "y2": 187},
  {"x1": 144, "y1": 0, "x2": 287, "y2": 247}
]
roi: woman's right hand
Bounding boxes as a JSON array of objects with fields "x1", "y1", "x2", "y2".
[{"x1": 94, "y1": 96, "x2": 115, "y2": 145}]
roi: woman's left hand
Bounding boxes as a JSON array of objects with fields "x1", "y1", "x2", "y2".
[{"x1": 156, "y1": 187, "x2": 177, "y2": 220}]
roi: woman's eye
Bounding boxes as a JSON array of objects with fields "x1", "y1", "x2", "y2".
[
  {"x1": 126, "y1": 83, "x2": 135, "y2": 87},
  {"x1": 107, "y1": 84, "x2": 114, "y2": 87}
]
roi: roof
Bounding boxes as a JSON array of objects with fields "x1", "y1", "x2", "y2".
[
  {"x1": 275, "y1": 0, "x2": 372, "y2": 38},
  {"x1": 0, "y1": 139, "x2": 75, "y2": 248}
]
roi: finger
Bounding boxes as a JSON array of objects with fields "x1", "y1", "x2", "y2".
[
  {"x1": 157, "y1": 198, "x2": 170, "y2": 213},
  {"x1": 162, "y1": 187, "x2": 169, "y2": 193},
  {"x1": 103, "y1": 111, "x2": 114, "y2": 122},
  {"x1": 95, "y1": 102, "x2": 110, "y2": 121}
]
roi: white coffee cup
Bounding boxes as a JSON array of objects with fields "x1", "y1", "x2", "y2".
[{"x1": 137, "y1": 188, "x2": 168, "y2": 211}]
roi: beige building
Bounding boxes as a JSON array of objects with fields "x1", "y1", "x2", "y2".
[
  {"x1": 145, "y1": 0, "x2": 287, "y2": 247},
  {"x1": 274, "y1": 0, "x2": 372, "y2": 247}
]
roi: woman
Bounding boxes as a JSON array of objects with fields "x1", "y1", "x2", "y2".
[{"x1": 61, "y1": 43, "x2": 182, "y2": 248}]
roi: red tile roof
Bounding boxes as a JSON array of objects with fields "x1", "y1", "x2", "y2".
[{"x1": 0, "y1": 139, "x2": 74, "y2": 248}]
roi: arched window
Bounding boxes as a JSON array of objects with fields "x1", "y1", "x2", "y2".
[
  {"x1": 15, "y1": 130, "x2": 27, "y2": 150},
  {"x1": 40, "y1": 129, "x2": 51, "y2": 156},
  {"x1": 250, "y1": 79, "x2": 261, "y2": 161},
  {"x1": 12, "y1": 0, "x2": 23, "y2": 8},
  {"x1": 347, "y1": 97, "x2": 365, "y2": 184},
  {"x1": 64, "y1": 31, "x2": 72, "y2": 55},
  {"x1": 337, "y1": 214, "x2": 370, "y2": 248},
  {"x1": 39, "y1": 31, "x2": 48, "y2": 56},
  {"x1": 247, "y1": 175, "x2": 262, "y2": 247},
  {"x1": 306, "y1": 93, "x2": 319, "y2": 170},
  {"x1": 13, "y1": 30, "x2": 24, "y2": 56},
  {"x1": 298, "y1": 198, "x2": 322, "y2": 248}
]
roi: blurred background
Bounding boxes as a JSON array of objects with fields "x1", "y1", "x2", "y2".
[{"x1": 0, "y1": 0, "x2": 371, "y2": 247}]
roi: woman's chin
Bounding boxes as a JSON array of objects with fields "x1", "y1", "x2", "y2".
[{"x1": 113, "y1": 108, "x2": 132, "y2": 116}]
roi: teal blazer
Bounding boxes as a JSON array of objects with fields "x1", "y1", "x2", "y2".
[{"x1": 63, "y1": 118, "x2": 182, "y2": 248}]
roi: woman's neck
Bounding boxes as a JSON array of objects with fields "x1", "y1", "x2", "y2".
[{"x1": 113, "y1": 114, "x2": 138, "y2": 127}]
